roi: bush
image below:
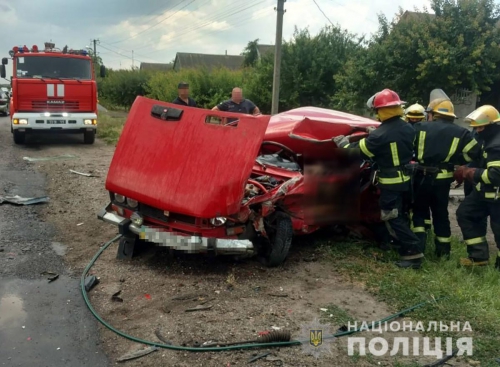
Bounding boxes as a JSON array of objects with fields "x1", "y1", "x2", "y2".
[
  {"x1": 97, "y1": 69, "x2": 152, "y2": 108},
  {"x1": 145, "y1": 67, "x2": 255, "y2": 110}
]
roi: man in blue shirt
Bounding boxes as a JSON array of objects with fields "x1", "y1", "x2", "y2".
[{"x1": 212, "y1": 87, "x2": 261, "y2": 115}]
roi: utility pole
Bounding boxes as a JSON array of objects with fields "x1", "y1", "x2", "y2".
[
  {"x1": 271, "y1": 0, "x2": 286, "y2": 115},
  {"x1": 90, "y1": 38, "x2": 99, "y2": 64}
]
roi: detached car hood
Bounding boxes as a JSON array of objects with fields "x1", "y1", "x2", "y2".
[{"x1": 105, "y1": 97, "x2": 270, "y2": 218}]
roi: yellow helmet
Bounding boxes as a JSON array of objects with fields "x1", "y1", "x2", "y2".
[
  {"x1": 426, "y1": 89, "x2": 457, "y2": 118},
  {"x1": 465, "y1": 105, "x2": 500, "y2": 127},
  {"x1": 405, "y1": 103, "x2": 425, "y2": 119}
]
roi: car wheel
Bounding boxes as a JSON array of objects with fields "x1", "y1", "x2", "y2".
[
  {"x1": 13, "y1": 130, "x2": 25, "y2": 145},
  {"x1": 258, "y1": 211, "x2": 293, "y2": 267},
  {"x1": 83, "y1": 130, "x2": 95, "y2": 144}
]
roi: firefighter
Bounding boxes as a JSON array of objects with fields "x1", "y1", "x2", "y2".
[
  {"x1": 405, "y1": 103, "x2": 426, "y2": 125},
  {"x1": 333, "y1": 89, "x2": 424, "y2": 269},
  {"x1": 455, "y1": 105, "x2": 500, "y2": 269},
  {"x1": 405, "y1": 103, "x2": 432, "y2": 231},
  {"x1": 463, "y1": 128, "x2": 484, "y2": 197},
  {"x1": 411, "y1": 89, "x2": 481, "y2": 259}
]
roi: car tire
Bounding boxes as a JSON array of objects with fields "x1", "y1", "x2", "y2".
[
  {"x1": 258, "y1": 211, "x2": 293, "y2": 267},
  {"x1": 83, "y1": 130, "x2": 95, "y2": 144},
  {"x1": 13, "y1": 130, "x2": 25, "y2": 145}
]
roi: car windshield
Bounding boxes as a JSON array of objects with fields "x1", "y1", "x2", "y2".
[{"x1": 15, "y1": 55, "x2": 92, "y2": 80}]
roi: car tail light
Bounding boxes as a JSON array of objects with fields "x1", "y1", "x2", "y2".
[{"x1": 114, "y1": 194, "x2": 125, "y2": 203}]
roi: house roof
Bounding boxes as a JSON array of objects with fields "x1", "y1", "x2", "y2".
[
  {"x1": 173, "y1": 52, "x2": 244, "y2": 71},
  {"x1": 256, "y1": 44, "x2": 274, "y2": 58},
  {"x1": 139, "y1": 62, "x2": 173, "y2": 71},
  {"x1": 399, "y1": 10, "x2": 435, "y2": 22}
]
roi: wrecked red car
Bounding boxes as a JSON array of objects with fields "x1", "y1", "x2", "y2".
[{"x1": 98, "y1": 97, "x2": 382, "y2": 267}]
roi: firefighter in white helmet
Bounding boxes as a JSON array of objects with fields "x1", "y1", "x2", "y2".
[{"x1": 405, "y1": 103, "x2": 426, "y2": 125}]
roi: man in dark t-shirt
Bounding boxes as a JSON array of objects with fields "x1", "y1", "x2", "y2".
[
  {"x1": 212, "y1": 87, "x2": 260, "y2": 115},
  {"x1": 172, "y1": 82, "x2": 197, "y2": 107}
]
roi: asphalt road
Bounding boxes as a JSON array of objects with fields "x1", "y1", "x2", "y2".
[{"x1": 0, "y1": 116, "x2": 109, "y2": 366}]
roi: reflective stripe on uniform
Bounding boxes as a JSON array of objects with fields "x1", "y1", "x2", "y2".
[
  {"x1": 390, "y1": 142, "x2": 400, "y2": 166},
  {"x1": 344, "y1": 143, "x2": 350, "y2": 148},
  {"x1": 424, "y1": 219, "x2": 432, "y2": 225},
  {"x1": 412, "y1": 226, "x2": 426, "y2": 233},
  {"x1": 465, "y1": 237, "x2": 487, "y2": 245},
  {"x1": 487, "y1": 160, "x2": 500, "y2": 168},
  {"x1": 462, "y1": 139, "x2": 478, "y2": 162},
  {"x1": 484, "y1": 191, "x2": 500, "y2": 199},
  {"x1": 417, "y1": 131, "x2": 426, "y2": 162},
  {"x1": 436, "y1": 170, "x2": 454, "y2": 179},
  {"x1": 378, "y1": 172, "x2": 411, "y2": 184},
  {"x1": 444, "y1": 137, "x2": 460, "y2": 162},
  {"x1": 436, "y1": 236, "x2": 452, "y2": 243},
  {"x1": 359, "y1": 139, "x2": 374, "y2": 158},
  {"x1": 481, "y1": 169, "x2": 491, "y2": 184}
]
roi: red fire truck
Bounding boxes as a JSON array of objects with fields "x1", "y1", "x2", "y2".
[{"x1": 1, "y1": 42, "x2": 106, "y2": 145}]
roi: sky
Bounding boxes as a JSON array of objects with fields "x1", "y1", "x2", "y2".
[{"x1": 1, "y1": 0, "x2": 432, "y2": 79}]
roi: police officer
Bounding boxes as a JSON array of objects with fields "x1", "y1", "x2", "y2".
[
  {"x1": 172, "y1": 82, "x2": 197, "y2": 107},
  {"x1": 333, "y1": 89, "x2": 423, "y2": 269},
  {"x1": 455, "y1": 105, "x2": 500, "y2": 269},
  {"x1": 411, "y1": 89, "x2": 480, "y2": 259},
  {"x1": 405, "y1": 103, "x2": 432, "y2": 231}
]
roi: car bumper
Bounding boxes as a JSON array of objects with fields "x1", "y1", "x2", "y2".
[
  {"x1": 0, "y1": 104, "x2": 7, "y2": 112},
  {"x1": 12, "y1": 112, "x2": 97, "y2": 131},
  {"x1": 97, "y1": 204, "x2": 255, "y2": 255}
]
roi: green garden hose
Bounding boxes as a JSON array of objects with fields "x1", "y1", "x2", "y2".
[{"x1": 80, "y1": 234, "x2": 445, "y2": 352}]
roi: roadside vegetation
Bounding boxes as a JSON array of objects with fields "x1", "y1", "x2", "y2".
[{"x1": 323, "y1": 236, "x2": 500, "y2": 365}]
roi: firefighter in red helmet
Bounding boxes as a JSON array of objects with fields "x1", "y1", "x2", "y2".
[{"x1": 334, "y1": 89, "x2": 424, "y2": 269}]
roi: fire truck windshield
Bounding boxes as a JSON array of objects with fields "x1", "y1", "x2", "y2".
[{"x1": 15, "y1": 55, "x2": 92, "y2": 80}]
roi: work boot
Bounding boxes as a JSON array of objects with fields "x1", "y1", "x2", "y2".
[
  {"x1": 395, "y1": 258, "x2": 423, "y2": 269},
  {"x1": 495, "y1": 257, "x2": 500, "y2": 270},
  {"x1": 459, "y1": 257, "x2": 489, "y2": 267},
  {"x1": 435, "y1": 244, "x2": 451, "y2": 260}
]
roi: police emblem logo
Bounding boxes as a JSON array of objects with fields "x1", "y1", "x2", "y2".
[
  {"x1": 299, "y1": 318, "x2": 335, "y2": 359},
  {"x1": 310, "y1": 329, "x2": 322, "y2": 347}
]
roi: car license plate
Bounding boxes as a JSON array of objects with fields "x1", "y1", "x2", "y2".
[{"x1": 47, "y1": 120, "x2": 66, "y2": 124}]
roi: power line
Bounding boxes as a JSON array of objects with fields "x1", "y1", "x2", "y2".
[
  {"x1": 142, "y1": 0, "x2": 269, "y2": 54},
  {"x1": 107, "y1": 0, "x2": 195, "y2": 44},
  {"x1": 132, "y1": 1, "x2": 264, "y2": 52},
  {"x1": 312, "y1": 0, "x2": 335, "y2": 27},
  {"x1": 98, "y1": 43, "x2": 146, "y2": 64}
]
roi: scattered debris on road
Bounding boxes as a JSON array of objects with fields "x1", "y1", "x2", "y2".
[
  {"x1": 154, "y1": 329, "x2": 172, "y2": 345},
  {"x1": 116, "y1": 346, "x2": 158, "y2": 362},
  {"x1": 23, "y1": 154, "x2": 78, "y2": 162},
  {"x1": 69, "y1": 169, "x2": 94, "y2": 177},
  {"x1": 247, "y1": 352, "x2": 272, "y2": 363},
  {"x1": 84, "y1": 275, "x2": 99, "y2": 291},
  {"x1": 111, "y1": 290, "x2": 123, "y2": 302},
  {"x1": 48, "y1": 274, "x2": 59, "y2": 283},
  {"x1": 0, "y1": 195, "x2": 49, "y2": 205},
  {"x1": 77, "y1": 223, "x2": 84, "y2": 226},
  {"x1": 185, "y1": 304, "x2": 213, "y2": 312}
]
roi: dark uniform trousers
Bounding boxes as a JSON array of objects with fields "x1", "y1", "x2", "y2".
[
  {"x1": 411, "y1": 118, "x2": 482, "y2": 257},
  {"x1": 412, "y1": 176, "x2": 452, "y2": 256},
  {"x1": 456, "y1": 126, "x2": 500, "y2": 264},
  {"x1": 343, "y1": 116, "x2": 423, "y2": 260},
  {"x1": 457, "y1": 189, "x2": 500, "y2": 261}
]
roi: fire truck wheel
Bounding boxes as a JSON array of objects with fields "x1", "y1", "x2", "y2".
[
  {"x1": 83, "y1": 130, "x2": 95, "y2": 144},
  {"x1": 258, "y1": 211, "x2": 293, "y2": 267},
  {"x1": 13, "y1": 130, "x2": 25, "y2": 144}
]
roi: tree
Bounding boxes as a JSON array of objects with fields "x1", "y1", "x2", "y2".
[
  {"x1": 332, "y1": 0, "x2": 500, "y2": 112},
  {"x1": 242, "y1": 39, "x2": 260, "y2": 67}
]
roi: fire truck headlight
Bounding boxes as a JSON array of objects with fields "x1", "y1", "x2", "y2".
[
  {"x1": 44, "y1": 112, "x2": 50, "y2": 117},
  {"x1": 62, "y1": 112, "x2": 68, "y2": 117},
  {"x1": 84, "y1": 119, "x2": 93, "y2": 125},
  {"x1": 18, "y1": 119, "x2": 28, "y2": 125}
]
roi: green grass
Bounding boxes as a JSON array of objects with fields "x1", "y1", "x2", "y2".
[
  {"x1": 320, "y1": 235, "x2": 500, "y2": 366},
  {"x1": 97, "y1": 112, "x2": 126, "y2": 144},
  {"x1": 320, "y1": 304, "x2": 356, "y2": 326}
]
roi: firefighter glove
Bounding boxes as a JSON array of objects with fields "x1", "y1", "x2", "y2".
[
  {"x1": 453, "y1": 166, "x2": 465, "y2": 185},
  {"x1": 463, "y1": 167, "x2": 477, "y2": 182},
  {"x1": 333, "y1": 135, "x2": 349, "y2": 147}
]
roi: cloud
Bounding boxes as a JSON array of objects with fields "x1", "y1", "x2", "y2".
[{"x1": 0, "y1": 0, "x2": 432, "y2": 77}]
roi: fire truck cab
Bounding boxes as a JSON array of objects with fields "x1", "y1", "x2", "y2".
[{"x1": 1, "y1": 42, "x2": 106, "y2": 145}]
